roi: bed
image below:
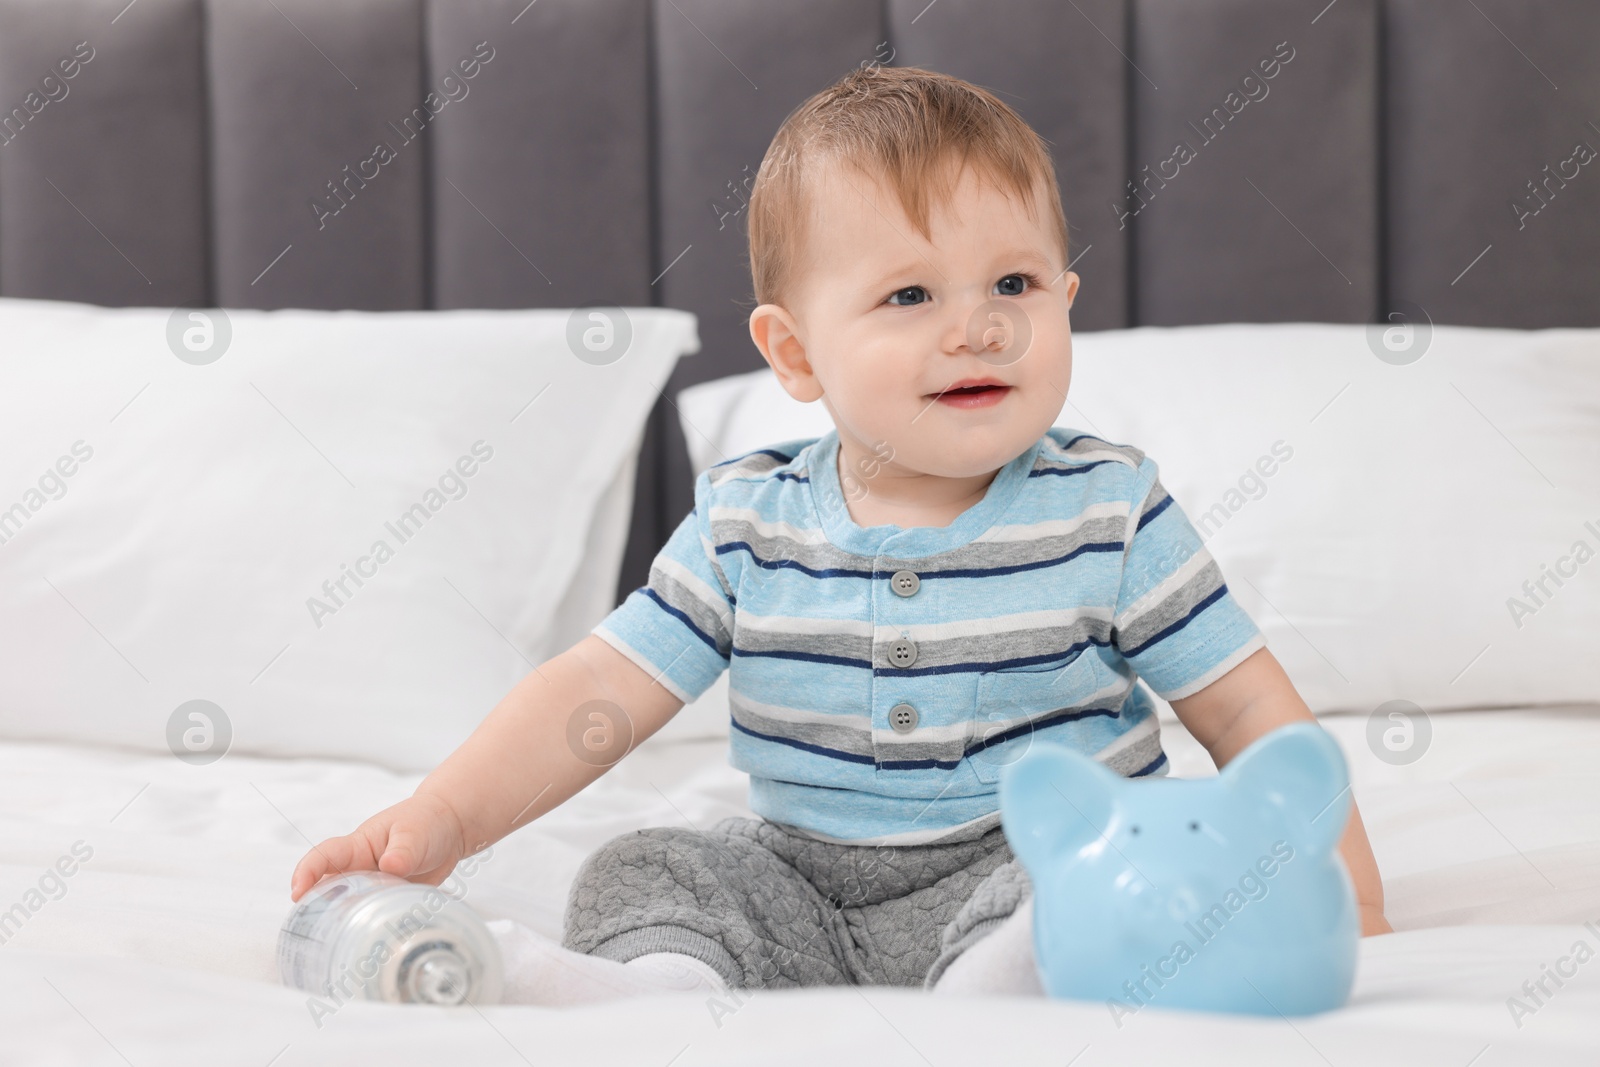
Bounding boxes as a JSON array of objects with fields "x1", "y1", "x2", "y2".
[
  {"x1": 2, "y1": 707, "x2": 1598, "y2": 1064},
  {"x1": 2, "y1": 0, "x2": 1599, "y2": 1063}
]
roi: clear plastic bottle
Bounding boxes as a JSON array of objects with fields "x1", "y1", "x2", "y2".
[{"x1": 278, "y1": 871, "x2": 503, "y2": 1006}]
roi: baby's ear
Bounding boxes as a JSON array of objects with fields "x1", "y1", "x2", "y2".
[
  {"x1": 1221, "y1": 722, "x2": 1350, "y2": 856},
  {"x1": 999, "y1": 742, "x2": 1121, "y2": 871}
]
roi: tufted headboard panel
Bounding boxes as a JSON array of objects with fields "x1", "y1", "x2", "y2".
[{"x1": 1, "y1": 0, "x2": 1596, "y2": 599}]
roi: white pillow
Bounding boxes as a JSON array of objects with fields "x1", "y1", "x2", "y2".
[
  {"x1": 676, "y1": 323, "x2": 1600, "y2": 723},
  {"x1": 0, "y1": 297, "x2": 697, "y2": 770}
]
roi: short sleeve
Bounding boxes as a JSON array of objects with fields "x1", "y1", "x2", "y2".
[
  {"x1": 590, "y1": 470, "x2": 734, "y2": 703},
  {"x1": 1110, "y1": 457, "x2": 1267, "y2": 701}
]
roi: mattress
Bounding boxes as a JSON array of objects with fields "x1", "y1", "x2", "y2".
[{"x1": 2, "y1": 705, "x2": 1597, "y2": 1065}]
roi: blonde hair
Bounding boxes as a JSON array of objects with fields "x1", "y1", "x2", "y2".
[{"x1": 746, "y1": 65, "x2": 1071, "y2": 310}]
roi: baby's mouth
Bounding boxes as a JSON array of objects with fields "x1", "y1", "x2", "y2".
[{"x1": 927, "y1": 381, "x2": 1012, "y2": 408}]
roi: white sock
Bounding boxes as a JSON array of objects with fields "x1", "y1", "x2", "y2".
[
  {"x1": 930, "y1": 897, "x2": 1045, "y2": 996},
  {"x1": 487, "y1": 920, "x2": 730, "y2": 1006}
]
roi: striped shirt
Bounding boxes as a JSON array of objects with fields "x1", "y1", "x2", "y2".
[{"x1": 592, "y1": 426, "x2": 1266, "y2": 846}]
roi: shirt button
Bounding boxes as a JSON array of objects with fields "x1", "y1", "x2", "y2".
[
  {"x1": 888, "y1": 638, "x2": 918, "y2": 669},
  {"x1": 890, "y1": 570, "x2": 920, "y2": 597},
  {"x1": 889, "y1": 703, "x2": 919, "y2": 734}
]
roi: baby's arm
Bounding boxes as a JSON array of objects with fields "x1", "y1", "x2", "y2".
[
  {"x1": 288, "y1": 634, "x2": 685, "y2": 900},
  {"x1": 1169, "y1": 647, "x2": 1393, "y2": 937}
]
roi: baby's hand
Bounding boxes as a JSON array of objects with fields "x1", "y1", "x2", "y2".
[{"x1": 289, "y1": 792, "x2": 467, "y2": 902}]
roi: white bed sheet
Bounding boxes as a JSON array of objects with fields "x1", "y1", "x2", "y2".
[{"x1": 1, "y1": 705, "x2": 1597, "y2": 1065}]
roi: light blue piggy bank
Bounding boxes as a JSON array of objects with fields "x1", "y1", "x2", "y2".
[{"x1": 998, "y1": 722, "x2": 1358, "y2": 1018}]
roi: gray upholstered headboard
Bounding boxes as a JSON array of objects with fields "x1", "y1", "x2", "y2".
[{"x1": 1, "y1": 0, "x2": 1596, "y2": 603}]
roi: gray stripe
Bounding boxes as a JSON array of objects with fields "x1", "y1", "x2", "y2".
[
  {"x1": 867, "y1": 615, "x2": 1111, "y2": 673},
  {"x1": 712, "y1": 511, "x2": 1129, "y2": 582},
  {"x1": 713, "y1": 518, "x2": 872, "y2": 577},
  {"x1": 732, "y1": 690, "x2": 976, "y2": 766},
  {"x1": 1036, "y1": 434, "x2": 1144, "y2": 472},
  {"x1": 979, "y1": 684, "x2": 1134, "y2": 746},
  {"x1": 731, "y1": 680, "x2": 1135, "y2": 768},
  {"x1": 649, "y1": 562, "x2": 731, "y2": 656},
  {"x1": 735, "y1": 627, "x2": 871, "y2": 664},
  {"x1": 1100, "y1": 728, "x2": 1167, "y2": 777},
  {"x1": 1138, "y1": 481, "x2": 1172, "y2": 521},
  {"x1": 729, "y1": 695, "x2": 876, "y2": 761},
  {"x1": 732, "y1": 615, "x2": 1112, "y2": 673},
  {"x1": 707, "y1": 447, "x2": 801, "y2": 489},
  {"x1": 1113, "y1": 558, "x2": 1227, "y2": 655}
]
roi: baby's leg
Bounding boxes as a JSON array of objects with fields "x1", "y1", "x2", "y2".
[
  {"x1": 561, "y1": 818, "x2": 850, "y2": 991},
  {"x1": 926, "y1": 896, "x2": 1043, "y2": 995},
  {"x1": 924, "y1": 857, "x2": 1044, "y2": 995}
]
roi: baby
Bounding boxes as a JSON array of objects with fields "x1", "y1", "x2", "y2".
[{"x1": 291, "y1": 65, "x2": 1389, "y2": 1003}]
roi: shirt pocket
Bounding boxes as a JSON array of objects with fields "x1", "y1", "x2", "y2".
[{"x1": 970, "y1": 650, "x2": 1112, "y2": 784}]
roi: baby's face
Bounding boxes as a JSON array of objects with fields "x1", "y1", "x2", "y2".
[{"x1": 754, "y1": 159, "x2": 1079, "y2": 481}]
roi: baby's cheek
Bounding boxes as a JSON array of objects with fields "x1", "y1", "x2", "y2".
[{"x1": 841, "y1": 373, "x2": 918, "y2": 436}]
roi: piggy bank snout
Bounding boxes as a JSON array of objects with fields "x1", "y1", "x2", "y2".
[
  {"x1": 1121, "y1": 876, "x2": 1161, "y2": 921},
  {"x1": 1117, "y1": 874, "x2": 1219, "y2": 924},
  {"x1": 1161, "y1": 885, "x2": 1207, "y2": 922}
]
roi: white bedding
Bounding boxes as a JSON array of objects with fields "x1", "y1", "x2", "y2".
[{"x1": 2, "y1": 705, "x2": 1597, "y2": 1064}]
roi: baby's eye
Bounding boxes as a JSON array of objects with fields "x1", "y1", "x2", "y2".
[
  {"x1": 887, "y1": 285, "x2": 928, "y2": 307},
  {"x1": 994, "y1": 271, "x2": 1042, "y2": 297}
]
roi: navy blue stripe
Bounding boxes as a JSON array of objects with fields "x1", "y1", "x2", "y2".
[
  {"x1": 730, "y1": 716, "x2": 877, "y2": 765},
  {"x1": 1129, "y1": 751, "x2": 1168, "y2": 777},
  {"x1": 763, "y1": 772, "x2": 853, "y2": 792},
  {"x1": 962, "y1": 703, "x2": 1122, "y2": 758},
  {"x1": 716, "y1": 546, "x2": 876, "y2": 580},
  {"x1": 717, "y1": 538, "x2": 1122, "y2": 581},
  {"x1": 931, "y1": 541, "x2": 1123, "y2": 579},
  {"x1": 878, "y1": 755, "x2": 965, "y2": 771},
  {"x1": 773, "y1": 472, "x2": 809, "y2": 483},
  {"x1": 732, "y1": 646, "x2": 870, "y2": 669},
  {"x1": 1028, "y1": 459, "x2": 1118, "y2": 478},
  {"x1": 970, "y1": 644, "x2": 1090, "y2": 673},
  {"x1": 732, "y1": 714, "x2": 1166, "y2": 777},
  {"x1": 1135, "y1": 492, "x2": 1173, "y2": 531},
  {"x1": 876, "y1": 637, "x2": 1112, "y2": 677},
  {"x1": 712, "y1": 448, "x2": 794, "y2": 469},
  {"x1": 641, "y1": 588, "x2": 724, "y2": 654},
  {"x1": 729, "y1": 637, "x2": 1113, "y2": 675},
  {"x1": 1120, "y1": 584, "x2": 1228, "y2": 659}
]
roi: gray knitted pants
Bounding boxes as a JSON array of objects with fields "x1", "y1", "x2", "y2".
[{"x1": 562, "y1": 815, "x2": 1032, "y2": 990}]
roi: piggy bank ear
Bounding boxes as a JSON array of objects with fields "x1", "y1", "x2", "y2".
[
  {"x1": 1221, "y1": 722, "x2": 1350, "y2": 856},
  {"x1": 999, "y1": 741, "x2": 1121, "y2": 871}
]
